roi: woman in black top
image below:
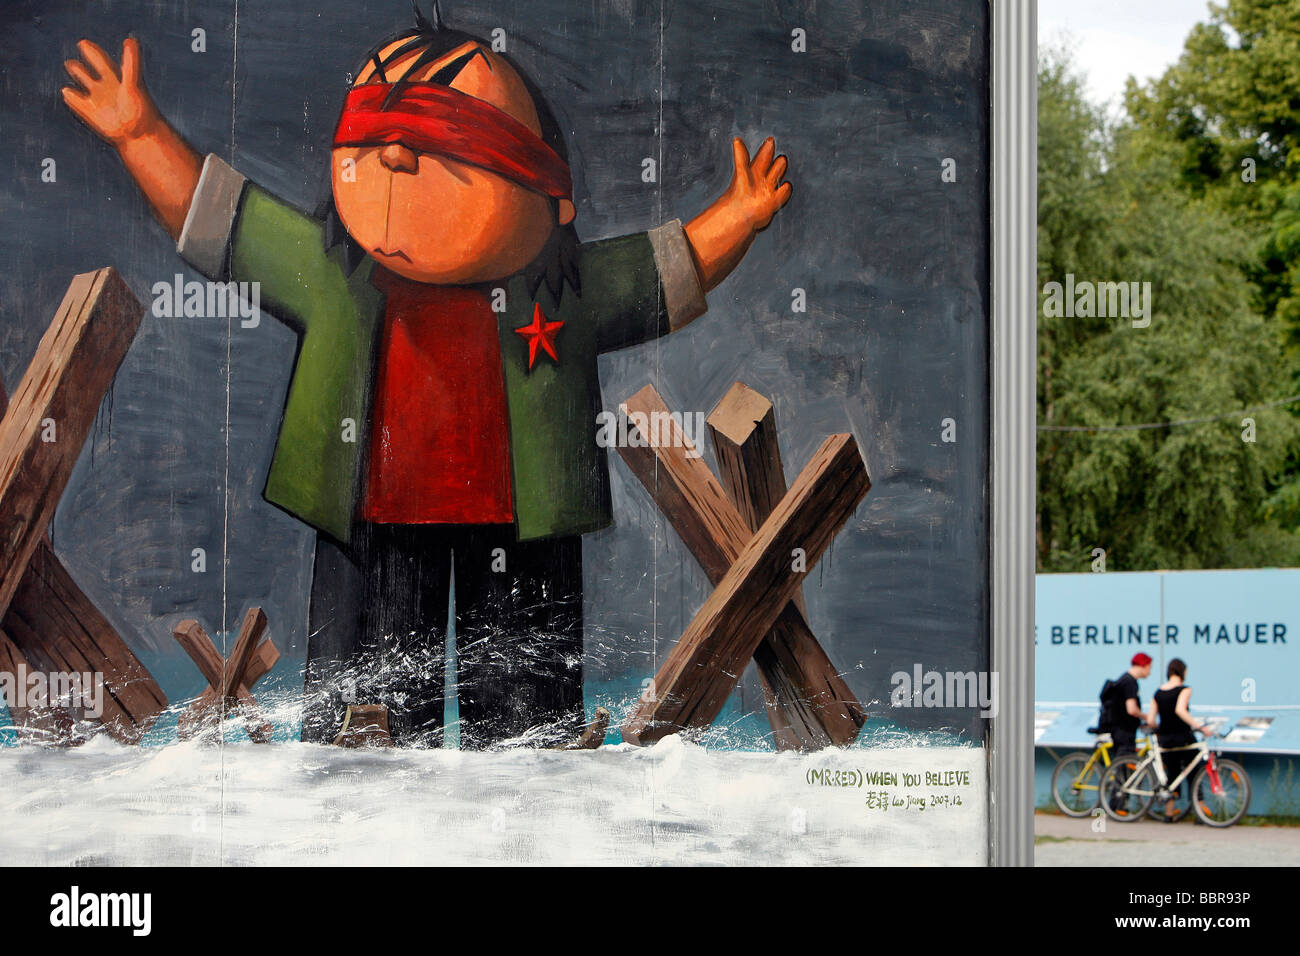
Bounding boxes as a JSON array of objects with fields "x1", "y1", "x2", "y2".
[{"x1": 1146, "y1": 658, "x2": 1213, "y2": 819}]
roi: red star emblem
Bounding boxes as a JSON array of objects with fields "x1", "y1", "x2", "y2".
[{"x1": 514, "y1": 302, "x2": 564, "y2": 370}]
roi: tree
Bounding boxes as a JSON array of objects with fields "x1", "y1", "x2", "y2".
[
  {"x1": 1124, "y1": 0, "x2": 1300, "y2": 348},
  {"x1": 1037, "y1": 48, "x2": 1300, "y2": 572}
]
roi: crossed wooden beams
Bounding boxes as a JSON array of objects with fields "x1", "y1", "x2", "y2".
[
  {"x1": 173, "y1": 607, "x2": 279, "y2": 742},
  {"x1": 0, "y1": 269, "x2": 166, "y2": 744},
  {"x1": 615, "y1": 382, "x2": 870, "y2": 749}
]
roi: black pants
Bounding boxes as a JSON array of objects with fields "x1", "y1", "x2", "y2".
[
  {"x1": 1107, "y1": 728, "x2": 1140, "y2": 811},
  {"x1": 1159, "y1": 734, "x2": 1197, "y2": 790},
  {"x1": 1110, "y1": 728, "x2": 1137, "y2": 756},
  {"x1": 301, "y1": 524, "x2": 584, "y2": 749}
]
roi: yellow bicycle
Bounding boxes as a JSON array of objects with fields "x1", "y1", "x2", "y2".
[{"x1": 1050, "y1": 734, "x2": 1151, "y2": 817}]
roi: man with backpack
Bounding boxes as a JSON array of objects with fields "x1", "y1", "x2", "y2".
[{"x1": 1101, "y1": 652, "x2": 1154, "y2": 755}]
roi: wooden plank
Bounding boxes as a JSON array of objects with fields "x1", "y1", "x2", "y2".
[
  {"x1": 0, "y1": 382, "x2": 49, "y2": 742},
  {"x1": 0, "y1": 369, "x2": 164, "y2": 745},
  {"x1": 174, "y1": 619, "x2": 225, "y2": 688},
  {"x1": 0, "y1": 627, "x2": 73, "y2": 744},
  {"x1": 621, "y1": 433, "x2": 870, "y2": 745},
  {"x1": 0, "y1": 268, "x2": 142, "y2": 620},
  {"x1": 3, "y1": 540, "x2": 167, "y2": 744},
  {"x1": 707, "y1": 382, "x2": 812, "y2": 747},
  {"x1": 245, "y1": 638, "x2": 280, "y2": 686},
  {"x1": 706, "y1": 381, "x2": 808, "y2": 618},
  {"x1": 189, "y1": 638, "x2": 279, "y2": 707},
  {"x1": 175, "y1": 615, "x2": 277, "y2": 705},
  {"x1": 173, "y1": 617, "x2": 274, "y2": 742},
  {"x1": 617, "y1": 386, "x2": 864, "y2": 748},
  {"x1": 618, "y1": 388, "x2": 806, "y2": 746},
  {"x1": 617, "y1": 387, "x2": 752, "y2": 582},
  {"x1": 220, "y1": 607, "x2": 267, "y2": 701},
  {"x1": 178, "y1": 637, "x2": 278, "y2": 742},
  {"x1": 0, "y1": 381, "x2": 67, "y2": 744}
]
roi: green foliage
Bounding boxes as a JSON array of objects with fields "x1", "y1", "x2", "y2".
[
  {"x1": 1037, "y1": 47, "x2": 1300, "y2": 572},
  {"x1": 1123, "y1": 0, "x2": 1300, "y2": 347}
]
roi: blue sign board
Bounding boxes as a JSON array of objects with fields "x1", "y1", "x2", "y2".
[{"x1": 1035, "y1": 569, "x2": 1300, "y2": 753}]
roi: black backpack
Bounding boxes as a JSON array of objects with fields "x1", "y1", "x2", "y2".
[{"x1": 1093, "y1": 678, "x2": 1120, "y2": 734}]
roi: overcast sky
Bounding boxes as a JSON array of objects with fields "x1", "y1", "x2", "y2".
[{"x1": 1039, "y1": 0, "x2": 1216, "y2": 109}]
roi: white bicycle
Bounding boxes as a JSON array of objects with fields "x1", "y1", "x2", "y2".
[{"x1": 1097, "y1": 730, "x2": 1251, "y2": 828}]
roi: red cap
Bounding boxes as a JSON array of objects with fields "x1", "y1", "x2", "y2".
[{"x1": 1131, "y1": 653, "x2": 1152, "y2": 667}]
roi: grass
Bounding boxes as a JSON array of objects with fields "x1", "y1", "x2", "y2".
[
  {"x1": 1038, "y1": 804, "x2": 1300, "y2": 826},
  {"x1": 1236, "y1": 814, "x2": 1300, "y2": 828}
]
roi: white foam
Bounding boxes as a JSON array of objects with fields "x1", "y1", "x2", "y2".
[{"x1": 0, "y1": 736, "x2": 987, "y2": 865}]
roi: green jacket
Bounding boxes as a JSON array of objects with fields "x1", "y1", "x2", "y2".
[{"x1": 177, "y1": 155, "x2": 706, "y2": 543}]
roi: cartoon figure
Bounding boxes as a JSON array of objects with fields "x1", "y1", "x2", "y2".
[{"x1": 61, "y1": 6, "x2": 791, "y2": 747}]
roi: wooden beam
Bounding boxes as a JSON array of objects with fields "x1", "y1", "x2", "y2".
[
  {"x1": 178, "y1": 637, "x2": 277, "y2": 739},
  {"x1": 706, "y1": 382, "x2": 808, "y2": 618},
  {"x1": 0, "y1": 380, "x2": 63, "y2": 744},
  {"x1": 617, "y1": 388, "x2": 752, "y2": 582},
  {"x1": 0, "y1": 295, "x2": 163, "y2": 746},
  {"x1": 707, "y1": 382, "x2": 817, "y2": 747},
  {"x1": 220, "y1": 607, "x2": 267, "y2": 701},
  {"x1": 188, "y1": 638, "x2": 278, "y2": 710},
  {"x1": 173, "y1": 616, "x2": 275, "y2": 742},
  {"x1": 0, "y1": 628, "x2": 73, "y2": 744},
  {"x1": 245, "y1": 638, "x2": 280, "y2": 687},
  {"x1": 618, "y1": 387, "x2": 807, "y2": 747},
  {"x1": 0, "y1": 268, "x2": 142, "y2": 620},
  {"x1": 621, "y1": 433, "x2": 870, "y2": 745},
  {"x1": 174, "y1": 619, "x2": 225, "y2": 689},
  {"x1": 616, "y1": 386, "x2": 864, "y2": 748},
  {"x1": 3, "y1": 540, "x2": 167, "y2": 744},
  {"x1": 174, "y1": 617, "x2": 269, "y2": 703}
]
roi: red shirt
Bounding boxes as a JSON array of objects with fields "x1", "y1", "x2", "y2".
[{"x1": 362, "y1": 270, "x2": 513, "y2": 524}]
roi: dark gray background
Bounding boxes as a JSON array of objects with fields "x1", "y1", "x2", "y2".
[{"x1": 0, "y1": 0, "x2": 989, "y2": 741}]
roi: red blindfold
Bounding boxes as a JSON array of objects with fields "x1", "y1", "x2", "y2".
[{"x1": 333, "y1": 82, "x2": 573, "y2": 200}]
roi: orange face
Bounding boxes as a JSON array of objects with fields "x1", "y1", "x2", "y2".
[{"x1": 331, "y1": 39, "x2": 576, "y2": 284}]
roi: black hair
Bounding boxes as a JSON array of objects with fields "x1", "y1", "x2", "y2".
[
  {"x1": 319, "y1": 1, "x2": 581, "y2": 302},
  {"x1": 1168, "y1": 658, "x2": 1186, "y2": 680}
]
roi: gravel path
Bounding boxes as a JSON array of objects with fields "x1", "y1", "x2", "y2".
[{"x1": 1035, "y1": 811, "x2": 1300, "y2": 866}]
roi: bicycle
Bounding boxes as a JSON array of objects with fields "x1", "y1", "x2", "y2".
[
  {"x1": 1097, "y1": 730, "x2": 1251, "y2": 827},
  {"x1": 1050, "y1": 732, "x2": 1151, "y2": 817}
]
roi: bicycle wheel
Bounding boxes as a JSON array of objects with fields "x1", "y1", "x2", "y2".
[
  {"x1": 1192, "y1": 758, "x2": 1251, "y2": 827},
  {"x1": 1099, "y1": 757, "x2": 1154, "y2": 822},
  {"x1": 1051, "y1": 751, "x2": 1101, "y2": 817}
]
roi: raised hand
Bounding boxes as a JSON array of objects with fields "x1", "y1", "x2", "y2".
[
  {"x1": 62, "y1": 37, "x2": 158, "y2": 146},
  {"x1": 683, "y1": 135, "x2": 795, "y2": 297},
  {"x1": 725, "y1": 136, "x2": 793, "y2": 232},
  {"x1": 59, "y1": 35, "x2": 201, "y2": 239}
]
